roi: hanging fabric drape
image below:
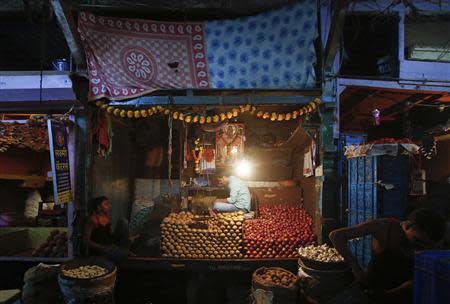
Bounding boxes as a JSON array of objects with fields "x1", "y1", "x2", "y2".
[{"x1": 78, "y1": 0, "x2": 317, "y2": 100}]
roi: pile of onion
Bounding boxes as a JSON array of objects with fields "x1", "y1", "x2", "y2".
[{"x1": 243, "y1": 205, "x2": 316, "y2": 258}]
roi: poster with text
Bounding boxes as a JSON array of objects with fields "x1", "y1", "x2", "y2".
[{"x1": 48, "y1": 120, "x2": 72, "y2": 204}]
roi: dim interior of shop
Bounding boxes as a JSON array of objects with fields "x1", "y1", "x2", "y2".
[
  {"x1": 89, "y1": 103, "x2": 322, "y2": 259},
  {"x1": 339, "y1": 87, "x2": 450, "y2": 222},
  {"x1": 0, "y1": 114, "x2": 70, "y2": 260}
]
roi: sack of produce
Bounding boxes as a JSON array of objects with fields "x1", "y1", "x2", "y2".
[
  {"x1": 130, "y1": 197, "x2": 154, "y2": 219},
  {"x1": 191, "y1": 194, "x2": 216, "y2": 214},
  {"x1": 22, "y1": 263, "x2": 61, "y2": 304},
  {"x1": 252, "y1": 267, "x2": 299, "y2": 304},
  {"x1": 24, "y1": 190, "x2": 42, "y2": 219}
]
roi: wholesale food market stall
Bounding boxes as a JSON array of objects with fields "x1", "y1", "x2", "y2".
[{"x1": 87, "y1": 96, "x2": 327, "y2": 271}]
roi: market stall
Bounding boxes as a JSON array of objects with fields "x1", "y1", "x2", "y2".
[
  {"x1": 0, "y1": 115, "x2": 74, "y2": 261},
  {"x1": 88, "y1": 98, "x2": 325, "y2": 265}
]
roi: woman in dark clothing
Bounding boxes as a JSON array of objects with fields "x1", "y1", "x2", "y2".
[
  {"x1": 330, "y1": 208, "x2": 446, "y2": 304},
  {"x1": 84, "y1": 196, "x2": 136, "y2": 262}
]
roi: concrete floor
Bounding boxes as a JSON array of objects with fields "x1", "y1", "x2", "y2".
[{"x1": 115, "y1": 270, "x2": 253, "y2": 304}]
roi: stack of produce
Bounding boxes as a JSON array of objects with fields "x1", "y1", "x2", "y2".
[
  {"x1": 32, "y1": 230, "x2": 67, "y2": 257},
  {"x1": 298, "y1": 244, "x2": 344, "y2": 263},
  {"x1": 161, "y1": 211, "x2": 244, "y2": 259},
  {"x1": 243, "y1": 205, "x2": 315, "y2": 258}
]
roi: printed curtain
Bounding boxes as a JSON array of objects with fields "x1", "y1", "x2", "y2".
[
  {"x1": 78, "y1": 0, "x2": 317, "y2": 100},
  {"x1": 78, "y1": 12, "x2": 210, "y2": 100},
  {"x1": 205, "y1": 0, "x2": 317, "y2": 89}
]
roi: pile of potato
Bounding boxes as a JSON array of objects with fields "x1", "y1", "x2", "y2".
[
  {"x1": 32, "y1": 230, "x2": 67, "y2": 258},
  {"x1": 161, "y1": 211, "x2": 244, "y2": 259},
  {"x1": 254, "y1": 267, "x2": 298, "y2": 289},
  {"x1": 61, "y1": 265, "x2": 108, "y2": 279},
  {"x1": 298, "y1": 244, "x2": 344, "y2": 262}
]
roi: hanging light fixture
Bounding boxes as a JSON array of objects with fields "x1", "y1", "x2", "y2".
[{"x1": 372, "y1": 108, "x2": 381, "y2": 126}]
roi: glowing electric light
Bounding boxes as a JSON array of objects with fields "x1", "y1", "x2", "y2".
[{"x1": 235, "y1": 159, "x2": 252, "y2": 178}]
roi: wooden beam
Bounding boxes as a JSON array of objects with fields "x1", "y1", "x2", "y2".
[
  {"x1": 51, "y1": 0, "x2": 86, "y2": 67},
  {"x1": 382, "y1": 94, "x2": 441, "y2": 117},
  {"x1": 108, "y1": 94, "x2": 319, "y2": 106},
  {"x1": 340, "y1": 89, "x2": 378, "y2": 118},
  {"x1": 324, "y1": 0, "x2": 348, "y2": 73}
]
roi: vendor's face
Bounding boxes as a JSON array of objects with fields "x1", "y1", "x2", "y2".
[
  {"x1": 218, "y1": 176, "x2": 229, "y2": 186},
  {"x1": 403, "y1": 222, "x2": 432, "y2": 249},
  {"x1": 98, "y1": 199, "x2": 111, "y2": 214}
]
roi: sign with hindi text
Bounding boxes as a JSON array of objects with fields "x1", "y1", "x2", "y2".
[{"x1": 48, "y1": 120, "x2": 72, "y2": 204}]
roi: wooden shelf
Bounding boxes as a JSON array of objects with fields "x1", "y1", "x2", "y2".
[
  {"x1": 183, "y1": 186, "x2": 224, "y2": 191},
  {"x1": 123, "y1": 257, "x2": 299, "y2": 272},
  {"x1": 0, "y1": 174, "x2": 48, "y2": 188}
]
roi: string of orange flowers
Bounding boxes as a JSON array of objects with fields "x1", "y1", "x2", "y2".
[{"x1": 94, "y1": 98, "x2": 321, "y2": 124}]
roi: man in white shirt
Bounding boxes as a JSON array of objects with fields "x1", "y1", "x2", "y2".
[{"x1": 210, "y1": 174, "x2": 251, "y2": 214}]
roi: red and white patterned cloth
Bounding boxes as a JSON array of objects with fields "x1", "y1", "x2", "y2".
[{"x1": 78, "y1": 12, "x2": 210, "y2": 101}]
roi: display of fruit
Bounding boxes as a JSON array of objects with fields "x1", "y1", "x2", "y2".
[
  {"x1": 61, "y1": 265, "x2": 108, "y2": 279},
  {"x1": 253, "y1": 267, "x2": 298, "y2": 289},
  {"x1": 161, "y1": 211, "x2": 244, "y2": 259},
  {"x1": 243, "y1": 205, "x2": 316, "y2": 258},
  {"x1": 298, "y1": 244, "x2": 344, "y2": 262},
  {"x1": 32, "y1": 230, "x2": 67, "y2": 258}
]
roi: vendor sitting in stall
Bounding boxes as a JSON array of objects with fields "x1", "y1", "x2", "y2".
[
  {"x1": 210, "y1": 173, "x2": 251, "y2": 215},
  {"x1": 84, "y1": 196, "x2": 137, "y2": 262},
  {"x1": 329, "y1": 208, "x2": 446, "y2": 304}
]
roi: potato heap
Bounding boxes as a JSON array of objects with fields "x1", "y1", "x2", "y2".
[
  {"x1": 62, "y1": 265, "x2": 108, "y2": 279},
  {"x1": 254, "y1": 267, "x2": 298, "y2": 289},
  {"x1": 161, "y1": 211, "x2": 244, "y2": 259},
  {"x1": 298, "y1": 244, "x2": 344, "y2": 262},
  {"x1": 32, "y1": 230, "x2": 67, "y2": 258}
]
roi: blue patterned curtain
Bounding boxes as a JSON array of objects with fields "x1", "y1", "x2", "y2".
[{"x1": 205, "y1": 0, "x2": 318, "y2": 89}]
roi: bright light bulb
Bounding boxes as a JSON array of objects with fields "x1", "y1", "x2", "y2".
[
  {"x1": 235, "y1": 159, "x2": 252, "y2": 178},
  {"x1": 231, "y1": 146, "x2": 238, "y2": 154}
]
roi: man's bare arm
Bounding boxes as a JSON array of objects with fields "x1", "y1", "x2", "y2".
[{"x1": 329, "y1": 220, "x2": 386, "y2": 280}]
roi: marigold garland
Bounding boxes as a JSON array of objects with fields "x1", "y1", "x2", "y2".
[{"x1": 94, "y1": 98, "x2": 321, "y2": 124}]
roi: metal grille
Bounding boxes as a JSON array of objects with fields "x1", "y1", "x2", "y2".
[{"x1": 347, "y1": 156, "x2": 377, "y2": 270}]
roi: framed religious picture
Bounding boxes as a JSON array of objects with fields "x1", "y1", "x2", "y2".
[{"x1": 216, "y1": 123, "x2": 245, "y2": 167}]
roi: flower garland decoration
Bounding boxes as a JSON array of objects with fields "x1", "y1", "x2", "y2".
[
  {"x1": 192, "y1": 138, "x2": 203, "y2": 174},
  {"x1": 93, "y1": 98, "x2": 321, "y2": 124},
  {"x1": 419, "y1": 137, "x2": 437, "y2": 160}
]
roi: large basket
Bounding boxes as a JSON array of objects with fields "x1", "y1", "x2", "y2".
[
  {"x1": 252, "y1": 267, "x2": 298, "y2": 304},
  {"x1": 58, "y1": 256, "x2": 116, "y2": 304},
  {"x1": 298, "y1": 255, "x2": 349, "y2": 271}
]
